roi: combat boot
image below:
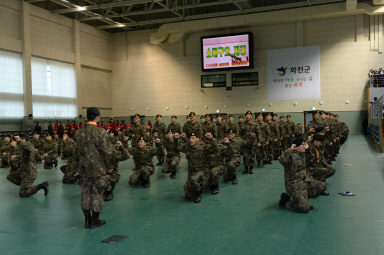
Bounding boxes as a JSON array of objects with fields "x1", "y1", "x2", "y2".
[
  {"x1": 211, "y1": 185, "x2": 219, "y2": 195},
  {"x1": 279, "y1": 193, "x2": 290, "y2": 209},
  {"x1": 249, "y1": 165, "x2": 254, "y2": 174},
  {"x1": 143, "y1": 181, "x2": 151, "y2": 188},
  {"x1": 53, "y1": 159, "x2": 58, "y2": 168},
  {"x1": 170, "y1": 172, "x2": 176, "y2": 179},
  {"x1": 91, "y1": 211, "x2": 106, "y2": 227},
  {"x1": 242, "y1": 165, "x2": 248, "y2": 174},
  {"x1": 268, "y1": 157, "x2": 272, "y2": 164},
  {"x1": 37, "y1": 181, "x2": 49, "y2": 195},
  {"x1": 194, "y1": 193, "x2": 202, "y2": 203},
  {"x1": 104, "y1": 191, "x2": 113, "y2": 201},
  {"x1": 232, "y1": 178, "x2": 238, "y2": 185},
  {"x1": 82, "y1": 209, "x2": 93, "y2": 229}
]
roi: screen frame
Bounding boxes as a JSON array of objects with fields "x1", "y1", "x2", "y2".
[{"x1": 201, "y1": 32, "x2": 254, "y2": 72}]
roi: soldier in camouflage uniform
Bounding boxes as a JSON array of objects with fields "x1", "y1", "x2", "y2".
[
  {"x1": 167, "y1": 115, "x2": 182, "y2": 134},
  {"x1": 7, "y1": 140, "x2": 21, "y2": 186},
  {"x1": 207, "y1": 137, "x2": 230, "y2": 195},
  {"x1": 30, "y1": 133, "x2": 43, "y2": 163},
  {"x1": 128, "y1": 136, "x2": 157, "y2": 188},
  {"x1": 42, "y1": 134, "x2": 58, "y2": 169},
  {"x1": 162, "y1": 130, "x2": 181, "y2": 179},
  {"x1": 279, "y1": 116, "x2": 289, "y2": 151},
  {"x1": 74, "y1": 107, "x2": 114, "y2": 228},
  {"x1": 202, "y1": 114, "x2": 217, "y2": 139},
  {"x1": 241, "y1": 111, "x2": 261, "y2": 174},
  {"x1": 60, "y1": 133, "x2": 79, "y2": 184},
  {"x1": 269, "y1": 114, "x2": 281, "y2": 160},
  {"x1": 128, "y1": 114, "x2": 146, "y2": 171},
  {"x1": 0, "y1": 136, "x2": 11, "y2": 168},
  {"x1": 8, "y1": 135, "x2": 49, "y2": 198},
  {"x1": 223, "y1": 130, "x2": 245, "y2": 184},
  {"x1": 264, "y1": 113, "x2": 274, "y2": 164},
  {"x1": 306, "y1": 134, "x2": 335, "y2": 188},
  {"x1": 152, "y1": 114, "x2": 167, "y2": 166},
  {"x1": 226, "y1": 115, "x2": 239, "y2": 135},
  {"x1": 177, "y1": 132, "x2": 216, "y2": 203},
  {"x1": 286, "y1": 115, "x2": 296, "y2": 145},
  {"x1": 278, "y1": 137, "x2": 325, "y2": 213},
  {"x1": 306, "y1": 111, "x2": 324, "y2": 131},
  {"x1": 104, "y1": 140, "x2": 130, "y2": 201},
  {"x1": 182, "y1": 112, "x2": 203, "y2": 139},
  {"x1": 54, "y1": 133, "x2": 62, "y2": 156},
  {"x1": 216, "y1": 114, "x2": 227, "y2": 141},
  {"x1": 255, "y1": 113, "x2": 271, "y2": 167}
]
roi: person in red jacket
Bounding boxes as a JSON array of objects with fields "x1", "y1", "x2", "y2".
[
  {"x1": 147, "y1": 120, "x2": 153, "y2": 130},
  {"x1": 120, "y1": 120, "x2": 127, "y2": 131},
  {"x1": 65, "y1": 120, "x2": 72, "y2": 133},
  {"x1": 54, "y1": 121, "x2": 60, "y2": 134},
  {"x1": 72, "y1": 121, "x2": 78, "y2": 134},
  {"x1": 105, "y1": 120, "x2": 112, "y2": 132},
  {"x1": 97, "y1": 121, "x2": 104, "y2": 129}
]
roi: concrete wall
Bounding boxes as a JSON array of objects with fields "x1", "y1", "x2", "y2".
[{"x1": 0, "y1": 0, "x2": 112, "y2": 132}]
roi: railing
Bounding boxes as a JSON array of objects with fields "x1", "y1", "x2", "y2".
[
  {"x1": 368, "y1": 93, "x2": 384, "y2": 150},
  {"x1": 369, "y1": 74, "x2": 384, "y2": 87}
]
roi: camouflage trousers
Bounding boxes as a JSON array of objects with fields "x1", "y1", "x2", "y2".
[
  {"x1": 242, "y1": 144, "x2": 255, "y2": 167},
  {"x1": 155, "y1": 143, "x2": 165, "y2": 162},
  {"x1": 286, "y1": 181, "x2": 311, "y2": 213},
  {"x1": 43, "y1": 155, "x2": 57, "y2": 169},
  {"x1": 308, "y1": 166, "x2": 335, "y2": 183},
  {"x1": 34, "y1": 150, "x2": 42, "y2": 163},
  {"x1": 223, "y1": 157, "x2": 241, "y2": 182},
  {"x1": 270, "y1": 140, "x2": 281, "y2": 159},
  {"x1": 184, "y1": 170, "x2": 207, "y2": 200},
  {"x1": 1, "y1": 153, "x2": 9, "y2": 168},
  {"x1": 162, "y1": 155, "x2": 180, "y2": 174},
  {"x1": 255, "y1": 144, "x2": 267, "y2": 161},
  {"x1": 60, "y1": 165, "x2": 78, "y2": 184},
  {"x1": 305, "y1": 176, "x2": 326, "y2": 198},
  {"x1": 8, "y1": 166, "x2": 39, "y2": 198},
  {"x1": 106, "y1": 170, "x2": 121, "y2": 192},
  {"x1": 80, "y1": 176, "x2": 107, "y2": 212},
  {"x1": 209, "y1": 164, "x2": 225, "y2": 186},
  {"x1": 129, "y1": 166, "x2": 154, "y2": 186}
]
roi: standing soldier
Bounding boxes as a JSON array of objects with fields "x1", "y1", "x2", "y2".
[
  {"x1": 167, "y1": 115, "x2": 182, "y2": 134},
  {"x1": 202, "y1": 114, "x2": 217, "y2": 139},
  {"x1": 279, "y1": 116, "x2": 289, "y2": 150},
  {"x1": 9, "y1": 135, "x2": 49, "y2": 198},
  {"x1": 128, "y1": 137, "x2": 157, "y2": 188},
  {"x1": 74, "y1": 107, "x2": 114, "y2": 228},
  {"x1": 286, "y1": 115, "x2": 296, "y2": 145},
  {"x1": 255, "y1": 113, "x2": 271, "y2": 167},
  {"x1": 182, "y1": 112, "x2": 203, "y2": 138},
  {"x1": 162, "y1": 130, "x2": 181, "y2": 179},
  {"x1": 241, "y1": 111, "x2": 261, "y2": 174},
  {"x1": 152, "y1": 114, "x2": 167, "y2": 166},
  {"x1": 216, "y1": 114, "x2": 227, "y2": 141},
  {"x1": 128, "y1": 114, "x2": 146, "y2": 170},
  {"x1": 269, "y1": 113, "x2": 281, "y2": 160}
]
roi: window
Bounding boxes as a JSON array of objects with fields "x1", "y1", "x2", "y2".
[
  {"x1": 31, "y1": 57, "x2": 77, "y2": 118},
  {"x1": 0, "y1": 49, "x2": 24, "y2": 118}
]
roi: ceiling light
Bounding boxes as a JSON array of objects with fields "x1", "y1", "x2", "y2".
[{"x1": 76, "y1": 6, "x2": 86, "y2": 11}]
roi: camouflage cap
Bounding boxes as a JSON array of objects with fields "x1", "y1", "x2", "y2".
[
  {"x1": 245, "y1": 111, "x2": 252, "y2": 115},
  {"x1": 292, "y1": 136, "x2": 304, "y2": 146},
  {"x1": 239, "y1": 115, "x2": 244, "y2": 119},
  {"x1": 273, "y1": 113, "x2": 278, "y2": 117},
  {"x1": 156, "y1": 114, "x2": 162, "y2": 118},
  {"x1": 189, "y1": 112, "x2": 196, "y2": 117},
  {"x1": 138, "y1": 136, "x2": 146, "y2": 143},
  {"x1": 205, "y1": 114, "x2": 211, "y2": 118},
  {"x1": 171, "y1": 115, "x2": 177, "y2": 119},
  {"x1": 134, "y1": 114, "x2": 141, "y2": 118},
  {"x1": 167, "y1": 129, "x2": 173, "y2": 134},
  {"x1": 189, "y1": 132, "x2": 199, "y2": 138},
  {"x1": 286, "y1": 115, "x2": 291, "y2": 118}
]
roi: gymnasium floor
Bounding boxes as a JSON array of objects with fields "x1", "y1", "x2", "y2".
[{"x1": 0, "y1": 135, "x2": 383, "y2": 255}]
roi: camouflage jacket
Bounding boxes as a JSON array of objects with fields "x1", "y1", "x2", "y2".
[
  {"x1": 279, "y1": 121, "x2": 287, "y2": 138},
  {"x1": 61, "y1": 140, "x2": 73, "y2": 159},
  {"x1": 9, "y1": 144, "x2": 21, "y2": 171},
  {"x1": 241, "y1": 120, "x2": 261, "y2": 145},
  {"x1": 182, "y1": 121, "x2": 203, "y2": 138},
  {"x1": 286, "y1": 121, "x2": 296, "y2": 136},
  {"x1": 128, "y1": 145, "x2": 157, "y2": 168},
  {"x1": 305, "y1": 142, "x2": 328, "y2": 168},
  {"x1": 74, "y1": 123, "x2": 114, "y2": 177},
  {"x1": 179, "y1": 138, "x2": 217, "y2": 174},
  {"x1": 111, "y1": 145, "x2": 130, "y2": 171},
  {"x1": 226, "y1": 121, "x2": 239, "y2": 135},
  {"x1": 18, "y1": 141, "x2": 37, "y2": 174},
  {"x1": 256, "y1": 121, "x2": 271, "y2": 143},
  {"x1": 31, "y1": 138, "x2": 43, "y2": 152},
  {"x1": 279, "y1": 149, "x2": 307, "y2": 188},
  {"x1": 268, "y1": 120, "x2": 280, "y2": 140},
  {"x1": 216, "y1": 122, "x2": 228, "y2": 140},
  {"x1": 167, "y1": 122, "x2": 182, "y2": 134},
  {"x1": 163, "y1": 137, "x2": 180, "y2": 157},
  {"x1": 128, "y1": 122, "x2": 146, "y2": 144},
  {"x1": 43, "y1": 140, "x2": 58, "y2": 158},
  {"x1": 202, "y1": 121, "x2": 217, "y2": 138},
  {"x1": 307, "y1": 119, "x2": 324, "y2": 131},
  {"x1": 152, "y1": 122, "x2": 167, "y2": 139},
  {"x1": 228, "y1": 136, "x2": 246, "y2": 159},
  {"x1": 0, "y1": 141, "x2": 11, "y2": 155}
]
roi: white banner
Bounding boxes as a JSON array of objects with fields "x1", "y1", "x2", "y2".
[{"x1": 267, "y1": 46, "x2": 320, "y2": 101}]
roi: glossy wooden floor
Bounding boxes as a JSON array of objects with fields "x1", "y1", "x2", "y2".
[{"x1": 0, "y1": 135, "x2": 383, "y2": 255}]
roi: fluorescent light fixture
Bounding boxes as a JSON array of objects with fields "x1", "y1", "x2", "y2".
[
  {"x1": 76, "y1": 6, "x2": 86, "y2": 11},
  {"x1": 262, "y1": 108, "x2": 266, "y2": 112},
  {"x1": 216, "y1": 109, "x2": 220, "y2": 113},
  {"x1": 312, "y1": 106, "x2": 316, "y2": 110}
]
